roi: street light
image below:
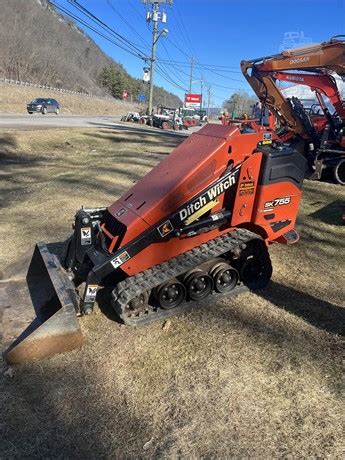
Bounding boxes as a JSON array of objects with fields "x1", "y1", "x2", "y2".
[{"x1": 154, "y1": 28, "x2": 168, "y2": 45}]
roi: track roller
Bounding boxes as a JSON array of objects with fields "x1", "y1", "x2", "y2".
[
  {"x1": 209, "y1": 262, "x2": 239, "y2": 293},
  {"x1": 154, "y1": 279, "x2": 186, "y2": 309},
  {"x1": 125, "y1": 291, "x2": 150, "y2": 316},
  {"x1": 184, "y1": 269, "x2": 213, "y2": 301}
]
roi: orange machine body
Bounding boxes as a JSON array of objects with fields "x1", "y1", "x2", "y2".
[{"x1": 101, "y1": 124, "x2": 306, "y2": 277}]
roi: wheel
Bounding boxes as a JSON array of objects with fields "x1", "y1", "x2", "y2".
[
  {"x1": 184, "y1": 270, "x2": 213, "y2": 301},
  {"x1": 333, "y1": 159, "x2": 345, "y2": 185},
  {"x1": 184, "y1": 117, "x2": 192, "y2": 127},
  {"x1": 209, "y1": 262, "x2": 238, "y2": 293},
  {"x1": 55, "y1": 107, "x2": 59, "y2": 115},
  {"x1": 235, "y1": 239, "x2": 272, "y2": 290},
  {"x1": 125, "y1": 291, "x2": 150, "y2": 317},
  {"x1": 139, "y1": 117, "x2": 146, "y2": 124},
  {"x1": 191, "y1": 118, "x2": 197, "y2": 126},
  {"x1": 162, "y1": 121, "x2": 169, "y2": 130},
  {"x1": 42, "y1": 107, "x2": 47, "y2": 114},
  {"x1": 155, "y1": 279, "x2": 186, "y2": 309}
]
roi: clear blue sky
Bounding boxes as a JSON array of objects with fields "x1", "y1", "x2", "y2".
[{"x1": 55, "y1": 0, "x2": 345, "y2": 106}]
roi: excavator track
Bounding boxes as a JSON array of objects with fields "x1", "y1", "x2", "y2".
[{"x1": 112, "y1": 228, "x2": 270, "y2": 326}]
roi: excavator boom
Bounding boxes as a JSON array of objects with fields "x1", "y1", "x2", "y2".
[{"x1": 241, "y1": 36, "x2": 345, "y2": 138}]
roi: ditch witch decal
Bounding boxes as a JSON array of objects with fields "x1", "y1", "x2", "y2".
[
  {"x1": 179, "y1": 166, "x2": 240, "y2": 222},
  {"x1": 97, "y1": 166, "x2": 241, "y2": 278}
]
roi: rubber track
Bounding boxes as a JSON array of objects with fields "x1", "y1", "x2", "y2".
[{"x1": 112, "y1": 228, "x2": 259, "y2": 326}]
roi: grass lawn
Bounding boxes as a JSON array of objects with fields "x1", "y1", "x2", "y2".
[{"x1": 0, "y1": 126, "x2": 344, "y2": 458}]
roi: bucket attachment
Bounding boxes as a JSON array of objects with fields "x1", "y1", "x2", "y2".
[{"x1": 1, "y1": 242, "x2": 83, "y2": 365}]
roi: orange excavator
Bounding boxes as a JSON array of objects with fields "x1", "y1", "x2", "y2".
[
  {"x1": 241, "y1": 35, "x2": 345, "y2": 184},
  {"x1": 1, "y1": 37, "x2": 341, "y2": 366}
]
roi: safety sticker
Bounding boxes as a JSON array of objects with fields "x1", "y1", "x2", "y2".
[
  {"x1": 111, "y1": 250, "x2": 130, "y2": 269},
  {"x1": 81, "y1": 227, "x2": 92, "y2": 245},
  {"x1": 85, "y1": 285, "x2": 98, "y2": 303},
  {"x1": 158, "y1": 220, "x2": 174, "y2": 237},
  {"x1": 263, "y1": 133, "x2": 272, "y2": 145},
  {"x1": 239, "y1": 181, "x2": 255, "y2": 195}
]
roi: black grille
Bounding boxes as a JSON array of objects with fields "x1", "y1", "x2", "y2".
[{"x1": 102, "y1": 210, "x2": 126, "y2": 239}]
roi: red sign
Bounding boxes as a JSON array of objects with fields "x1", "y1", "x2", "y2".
[{"x1": 185, "y1": 93, "x2": 201, "y2": 104}]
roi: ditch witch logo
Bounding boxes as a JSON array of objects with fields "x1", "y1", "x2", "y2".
[{"x1": 179, "y1": 168, "x2": 239, "y2": 221}]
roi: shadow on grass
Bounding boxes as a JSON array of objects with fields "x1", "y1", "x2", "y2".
[
  {"x1": 258, "y1": 281, "x2": 344, "y2": 336},
  {"x1": 309, "y1": 199, "x2": 345, "y2": 226},
  {"x1": 0, "y1": 133, "x2": 44, "y2": 165},
  {"x1": 1, "y1": 362, "x2": 151, "y2": 458},
  {"x1": 95, "y1": 277, "x2": 345, "y2": 338},
  {"x1": 0, "y1": 133, "x2": 47, "y2": 210}
]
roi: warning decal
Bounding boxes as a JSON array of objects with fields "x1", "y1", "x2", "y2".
[
  {"x1": 239, "y1": 181, "x2": 255, "y2": 195},
  {"x1": 81, "y1": 227, "x2": 92, "y2": 245},
  {"x1": 85, "y1": 285, "x2": 98, "y2": 302},
  {"x1": 158, "y1": 220, "x2": 174, "y2": 237},
  {"x1": 111, "y1": 251, "x2": 130, "y2": 269}
]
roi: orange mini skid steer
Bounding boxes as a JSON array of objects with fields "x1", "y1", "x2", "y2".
[{"x1": 1, "y1": 123, "x2": 306, "y2": 364}]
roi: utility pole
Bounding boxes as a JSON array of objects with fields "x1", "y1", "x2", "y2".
[
  {"x1": 148, "y1": 2, "x2": 159, "y2": 115},
  {"x1": 189, "y1": 57, "x2": 195, "y2": 94},
  {"x1": 207, "y1": 85, "x2": 211, "y2": 119},
  {"x1": 143, "y1": 0, "x2": 172, "y2": 115},
  {"x1": 200, "y1": 75, "x2": 203, "y2": 110}
]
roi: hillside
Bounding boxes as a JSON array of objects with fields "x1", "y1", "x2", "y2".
[
  {"x1": 0, "y1": 0, "x2": 181, "y2": 107},
  {"x1": 0, "y1": 81, "x2": 138, "y2": 115}
]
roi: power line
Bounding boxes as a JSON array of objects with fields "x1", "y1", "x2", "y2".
[
  {"x1": 154, "y1": 58, "x2": 240, "y2": 70},
  {"x1": 106, "y1": 0, "x2": 151, "y2": 52},
  {"x1": 157, "y1": 60, "x2": 242, "y2": 74},
  {"x1": 156, "y1": 63, "x2": 188, "y2": 91},
  {"x1": 165, "y1": 35, "x2": 191, "y2": 61},
  {"x1": 50, "y1": 1, "x2": 147, "y2": 60},
  {"x1": 50, "y1": 0, "x2": 251, "y2": 102},
  {"x1": 105, "y1": 0, "x2": 189, "y2": 90},
  {"x1": 173, "y1": 1, "x2": 195, "y2": 57},
  {"x1": 127, "y1": 0, "x2": 146, "y2": 22},
  {"x1": 160, "y1": 42, "x2": 190, "y2": 88},
  {"x1": 155, "y1": 58, "x2": 250, "y2": 93},
  {"x1": 68, "y1": 0, "x2": 148, "y2": 58}
]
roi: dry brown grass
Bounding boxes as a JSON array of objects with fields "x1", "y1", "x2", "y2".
[
  {"x1": 0, "y1": 127, "x2": 344, "y2": 458},
  {"x1": 0, "y1": 82, "x2": 139, "y2": 115}
]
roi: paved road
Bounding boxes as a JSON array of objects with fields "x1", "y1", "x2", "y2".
[
  {"x1": 0, "y1": 113, "x2": 201, "y2": 136},
  {"x1": 0, "y1": 113, "x2": 122, "y2": 129}
]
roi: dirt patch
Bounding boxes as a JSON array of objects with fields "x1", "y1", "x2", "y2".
[{"x1": 0, "y1": 127, "x2": 344, "y2": 457}]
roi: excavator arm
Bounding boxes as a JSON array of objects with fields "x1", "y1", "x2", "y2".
[
  {"x1": 241, "y1": 36, "x2": 345, "y2": 139},
  {"x1": 273, "y1": 71, "x2": 345, "y2": 121}
]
